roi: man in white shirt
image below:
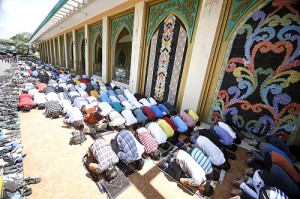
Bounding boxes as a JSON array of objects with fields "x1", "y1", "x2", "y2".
[
  {"x1": 124, "y1": 89, "x2": 137, "y2": 102},
  {"x1": 131, "y1": 100, "x2": 143, "y2": 109},
  {"x1": 33, "y1": 93, "x2": 47, "y2": 109},
  {"x1": 121, "y1": 109, "x2": 137, "y2": 127},
  {"x1": 109, "y1": 95, "x2": 120, "y2": 103},
  {"x1": 108, "y1": 111, "x2": 126, "y2": 128},
  {"x1": 160, "y1": 150, "x2": 214, "y2": 197},
  {"x1": 63, "y1": 107, "x2": 84, "y2": 130},
  {"x1": 148, "y1": 97, "x2": 157, "y2": 106},
  {"x1": 122, "y1": 100, "x2": 134, "y2": 110},
  {"x1": 195, "y1": 136, "x2": 230, "y2": 170},
  {"x1": 79, "y1": 90, "x2": 89, "y2": 99},
  {"x1": 73, "y1": 97, "x2": 89, "y2": 110},
  {"x1": 45, "y1": 92, "x2": 60, "y2": 102},
  {"x1": 98, "y1": 102, "x2": 113, "y2": 116},
  {"x1": 146, "y1": 122, "x2": 167, "y2": 146},
  {"x1": 139, "y1": 98, "x2": 151, "y2": 107},
  {"x1": 86, "y1": 96, "x2": 99, "y2": 108}
]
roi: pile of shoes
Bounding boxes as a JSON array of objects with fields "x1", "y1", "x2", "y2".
[{"x1": 0, "y1": 62, "x2": 40, "y2": 198}]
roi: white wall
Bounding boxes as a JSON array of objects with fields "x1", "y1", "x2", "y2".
[
  {"x1": 181, "y1": 0, "x2": 223, "y2": 112},
  {"x1": 129, "y1": 1, "x2": 146, "y2": 92}
]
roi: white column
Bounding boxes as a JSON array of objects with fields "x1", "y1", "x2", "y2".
[
  {"x1": 47, "y1": 41, "x2": 50, "y2": 63},
  {"x1": 102, "y1": 16, "x2": 109, "y2": 82},
  {"x1": 181, "y1": 0, "x2": 223, "y2": 111},
  {"x1": 49, "y1": 40, "x2": 53, "y2": 64},
  {"x1": 64, "y1": 33, "x2": 68, "y2": 69},
  {"x1": 84, "y1": 24, "x2": 90, "y2": 76},
  {"x1": 72, "y1": 29, "x2": 77, "y2": 71},
  {"x1": 52, "y1": 38, "x2": 56, "y2": 65},
  {"x1": 58, "y1": 36, "x2": 61, "y2": 67},
  {"x1": 129, "y1": 1, "x2": 146, "y2": 92}
]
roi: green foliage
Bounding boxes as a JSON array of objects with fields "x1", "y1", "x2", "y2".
[{"x1": 0, "y1": 32, "x2": 32, "y2": 55}]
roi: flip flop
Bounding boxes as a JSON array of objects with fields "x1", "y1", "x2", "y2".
[
  {"x1": 19, "y1": 187, "x2": 32, "y2": 196},
  {"x1": 24, "y1": 177, "x2": 41, "y2": 185}
]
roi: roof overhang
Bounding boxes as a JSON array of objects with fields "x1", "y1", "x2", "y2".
[{"x1": 29, "y1": 0, "x2": 127, "y2": 44}]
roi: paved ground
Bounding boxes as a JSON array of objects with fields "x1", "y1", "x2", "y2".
[{"x1": 0, "y1": 61, "x2": 12, "y2": 75}]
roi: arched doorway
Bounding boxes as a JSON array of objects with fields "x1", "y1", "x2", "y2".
[
  {"x1": 93, "y1": 34, "x2": 102, "y2": 76},
  {"x1": 70, "y1": 42, "x2": 74, "y2": 70},
  {"x1": 112, "y1": 27, "x2": 131, "y2": 84},
  {"x1": 80, "y1": 40, "x2": 85, "y2": 75},
  {"x1": 144, "y1": 13, "x2": 188, "y2": 105}
]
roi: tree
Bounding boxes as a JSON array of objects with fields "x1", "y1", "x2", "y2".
[
  {"x1": 10, "y1": 32, "x2": 32, "y2": 55},
  {"x1": 0, "y1": 32, "x2": 32, "y2": 55}
]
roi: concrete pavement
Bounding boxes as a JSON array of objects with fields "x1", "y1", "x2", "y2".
[{"x1": 0, "y1": 61, "x2": 13, "y2": 75}]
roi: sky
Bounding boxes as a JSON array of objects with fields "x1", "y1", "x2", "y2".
[{"x1": 0, "y1": 0, "x2": 59, "y2": 39}]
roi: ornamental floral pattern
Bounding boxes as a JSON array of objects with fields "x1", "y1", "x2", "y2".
[{"x1": 210, "y1": 0, "x2": 300, "y2": 142}]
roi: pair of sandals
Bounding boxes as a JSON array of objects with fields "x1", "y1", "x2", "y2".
[{"x1": 18, "y1": 177, "x2": 41, "y2": 197}]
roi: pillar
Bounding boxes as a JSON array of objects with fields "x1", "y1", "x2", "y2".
[
  {"x1": 102, "y1": 16, "x2": 109, "y2": 82},
  {"x1": 129, "y1": 1, "x2": 146, "y2": 92},
  {"x1": 84, "y1": 24, "x2": 90, "y2": 76},
  {"x1": 72, "y1": 29, "x2": 77, "y2": 71},
  {"x1": 64, "y1": 33, "x2": 68, "y2": 69},
  {"x1": 181, "y1": 0, "x2": 223, "y2": 111},
  {"x1": 58, "y1": 36, "x2": 61, "y2": 67}
]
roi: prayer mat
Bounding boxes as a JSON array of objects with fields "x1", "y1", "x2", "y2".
[
  {"x1": 100, "y1": 171, "x2": 131, "y2": 199},
  {"x1": 158, "y1": 145, "x2": 179, "y2": 158},
  {"x1": 155, "y1": 159, "x2": 201, "y2": 198},
  {"x1": 82, "y1": 154, "x2": 106, "y2": 193},
  {"x1": 89, "y1": 130, "x2": 118, "y2": 140}
]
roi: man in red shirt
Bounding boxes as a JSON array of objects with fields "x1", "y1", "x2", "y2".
[
  {"x1": 141, "y1": 106, "x2": 156, "y2": 121},
  {"x1": 18, "y1": 91, "x2": 33, "y2": 112}
]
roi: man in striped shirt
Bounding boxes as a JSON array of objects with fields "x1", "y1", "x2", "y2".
[
  {"x1": 45, "y1": 100, "x2": 62, "y2": 119},
  {"x1": 182, "y1": 145, "x2": 219, "y2": 181},
  {"x1": 132, "y1": 125, "x2": 160, "y2": 160}
]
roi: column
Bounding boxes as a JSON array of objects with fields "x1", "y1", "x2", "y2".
[
  {"x1": 49, "y1": 39, "x2": 53, "y2": 64},
  {"x1": 47, "y1": 41, "x2": 50, "y2": 63},
  {"x1": 53, "y1": 38, "x2": 56, "y2": 65},
  {"x1": 102, "y1": 16, "x2": 109, "y2": 82},
  {"x1": 72, "y1": 29, "x2": 77, "y2": 71},
  {"x1": 129, "y1": 1, "x2": 146, "y2": 92},
  {"x1": 84, "y1": 24, "x2": 90, "y2": 76},
  {"x1": 181, "y1": 0, "x2": 223, "y2": 111},
  {"x1": 64, "y1": 33, "x2": 68, "y2": 69},
  {"x1": 58, "y1": 36, "x2": 61, "y2": 67}
]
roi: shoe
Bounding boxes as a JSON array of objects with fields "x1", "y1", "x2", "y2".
[{"x1": 226, "y1": 153, "x2": 236, "y2": 160}]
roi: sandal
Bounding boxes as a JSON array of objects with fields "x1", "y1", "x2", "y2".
[
  {"x1": 24, "y1": 177, "x2": 41, "y2": 185},
  {"x1": 19, "y1": 187, "x2": 32, "y2": 196}
]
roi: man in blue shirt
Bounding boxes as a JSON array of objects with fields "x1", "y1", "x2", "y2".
[{"x1": 116, "y1": 130, "x2": 145, "y2": 170}]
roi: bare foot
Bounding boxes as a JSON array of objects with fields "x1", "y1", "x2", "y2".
[{"x1": 230, "y1": 188, "x2": 243, "y2": 196}]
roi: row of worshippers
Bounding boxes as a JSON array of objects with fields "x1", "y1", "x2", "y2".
[
  {"x1": 230, "y1": 135, "x2": 300, "y2": 199},
  {"x1": 18, "y1": 61, "x2": 243, "y2": 198}
]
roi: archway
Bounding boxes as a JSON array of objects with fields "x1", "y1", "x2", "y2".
[
  {"x1": 112, "y1": 26, "x2": 131, "y2": 84},
  {"x1": 80, "y1": 39, "x2": 85, "y2": 75},
  {"x1": 93, "y1": 34, "x2": 102, "y2": 76}
]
